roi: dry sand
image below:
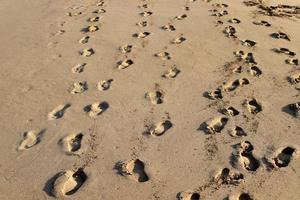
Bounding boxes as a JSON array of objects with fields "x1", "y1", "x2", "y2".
[{"x1": 0, "y1": 0, "x2": 300, "y2": 199}]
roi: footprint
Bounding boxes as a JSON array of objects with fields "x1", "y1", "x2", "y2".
[
  {"x1": 224, "y1": 26, "x2": 236, "y2": 37},
  {"x1": 288, "y1": 73, "x2": 300, "y2": 84},
  {"x1": 204, "y1": 88, "x2": 223, "y2": 100},
  {"x1": 80, "y1": 48, "x2": 95, "y2": 57},
  {"x1": 162, "y1": 66, "x2": 181, "y2": 78},
  {"x1": 230, "y1": 126, "x2": 247, "y2": 137},
  {"x1": 84, "y1": 102, "x2": 109, "y2": 118},
  {"x1": 236, "y1": 193, "x2": 254, "y2": 200},
  {"x1": 120, "y1": 45, "x2": 133, "y2": 53},
  {"x1": 287, "y1": 102, "x2": 300, "y2": 117},
  {"x1": 273, "y1": 146, "x2": 297, "y2": 168},
  {"x1": 115, "y1": 159, "x2": 149, "y2": 182},
  {"x1": 72, "y1": 63, "x2": 86, "y2": 74},
  {"x1": 70, "y1": 81, "x2": 88, "y2": 94},
  {"x1": 241, "y1": 39, "x2": 256, "y2": 47},
  {"x1": 253, "y1": 20, "x2": 271, "y2": 27},
  {"x1": 136, "y1": 21, "x2": 148, "y2": 27},
  {"x1": 211, "y1": 10, "x2": 228, "y2": 17},
  {"x1": 249, "y1": 66, "x2": 262, "y2": 77},
  {"x1": 96, "y1": 1, "x2": 105, "y2": 6},
  {"x1": 245, "y1": 98, "x2": 262, "y2": 114},
  {"x1": 243, "y1": 0, "x2": 259, "y2": 6},
  {"x1": 285, "y1": 58, "x2": 298, "y2": 66},
  {"x1": 88, "y1": 16, "x2": 100, "y2": 22},
  {"x1": 234, "y1": 51, "x2": 256, "y2": 64},
  {"x1": 66, "y1": 11, "x2": 82, "y2": 17},
  {"x1": 172, "y1": 36, "x2": 186, "y2": 44},
  {"x1": 232, "y1": 66, "x2": 242, "y2": 73},
  {"x1": 214, "y1": 167, "x2": 244, "y2": 186},
  {"x1": 140, "y1": 11, "x2": 153, "y2": 17},
  {"x1": 236, "y1": 141, "x2": 260, "y2": 171},
  {"x1": 212, "y1": 3, "x2": 228, "y2": 8},
  {"x1": 161, "y1": 24, "x2": 176, "y2": 31},
  {"x1": 138, "y1": 3, "x2": 148, "y2": 9},
  {"x1": 18, "y1": 130, "x2": 43, "y2": 151},
  {"x1": 221, "y1": 106, "x2": 239, "y2": 116},
  {"x1": 133, "y1": 32, "x2": 151, "y2": 38},
  {"x1": 53, "y1": 30, "x2": 65, "y2": 36},
  {"x1": 93, "y1": 8, "x2": 106, "y2": 13},
  {"x1": 270, "y1": 32, "x2": 290, "y2": 41},
  {"x1": 48, "y1": 104, "x2": 71, "y2": 120},
  {"x1": 46, "y1": 168, "x2": 87, "y2": 197},
  {"x1": 117, "y1": 59, "x2": 134, "y2": 69},
  {"x1": 82, "y1": 25, "x2": 99, "y2": 33},
  {"x1": 97, "y1": 79, "x2": 113, "y2": 91},
  {"x1": 177, "y1": 191, "x2": 200, "y2": 200},
  {"x1": 175, "y1": 14, "x2": 187, "y2": 20},
  {"x1": 272, "y1": 47, "x2": 296, "y2": 56},
  {"x1": 228, "y1": 18, "x2": 241, "y2": 24},
  {"x1": 202, "y1": 117, "x2": 229, "y2": 134},
  {"x1": 58, "y1": 133, "x2": 84, "y2": 155},
  {"x1": 145, "y1": 120, "x2": 173, "y2": 136},
  {"x1": 154, "y1": 52, "x2": 171, "y2": 60},
  {"x1": 223, "y1": 78, "x2": 250, "y2": 92},
  {"x1": 145, "y1": 90, "x2": 164, "y2": 104},
  {"x1": 79, "y1": 36, "x2": 90, "y2": 44}
]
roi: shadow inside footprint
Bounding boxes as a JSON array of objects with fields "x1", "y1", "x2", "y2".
[
  {"x1": 84, "y1": 102, "x2": 109, "y2": 118},
  {"x1": 282, "y1": 102, "x2": 300, "y2": 117},
  {"x1": 115, "y1": 159, "x2": 149, "y2": 182},
  {"x1": 44, "y1": 168, "x2": 87, "y2": 197},
  {"x1": 274, "y1": 147, "x2": 296, "y2": 168}
]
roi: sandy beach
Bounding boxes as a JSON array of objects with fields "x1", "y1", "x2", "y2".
[{"x1": 0, "y1": 0, "x2": 299, "y2": 199}]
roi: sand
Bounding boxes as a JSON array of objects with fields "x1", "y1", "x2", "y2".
[{"x1": 0, "y1": 0, "x2": 299, "y2": 199}]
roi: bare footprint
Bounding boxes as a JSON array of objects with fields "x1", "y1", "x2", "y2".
[
  {"x1": 204, "y1": 88, "x2": 223, "y2": 100},
  {"x1": 133, "y1": 32, "x2": 151, "y2": 38},
  {"x1": 97, "y1": 79, "x2": 113, "y2": 91},
  {"x1": 285, "y1": 58, "x2": 298, "y2": 66},
  {"x1": 154, "y1": 52, "x2": 171, "y2": 60},
  {"x1": 245, "y1": 98, "x2": 262, "y2": 114},
  {"x1": 18, "y1": 130, "x2": 44, "y2": 151},
  {"x1": 93, "y1": 8, "x2": 106, "y2": 13},
  {"x1": 84, "y1": 102, "x2": 109, "y2": 118},
  {"x1": 48, "y1": 103, "x2": 71, "y2": 120},
  {"x1": 288, "y1": 73, "x2": 300, "y2": 84},
  {"x1": 79, "y1": 36, "x2": 90, "y2": 44},
  {"x1": 175, "y1": 14, "x2": 187, "y2": 20},
  {"x1": 270, "y1": 32, "x2": 290, "y2": 41},
  {"x1": 58, "y1": 133, "x2": 84, "y2": 155},
  {"x1": 287, "y1": 102, "x2": 300, "y2": 117},
  {"x1": 229, "y1": 126, "x2": 247, "y2": 137},
  {"x1": 117, "y1": 59, "x2": 134, "y2": 69},
  {"x1": 214, "y1": 167, "x2": 244, "y2": 186},
  {"x1": 136, "y1": 21, "x2": 148, "y2": 27},
  {"x1": 202, "y1": 117, "x2": 229, "y2": 134},
  {"x1": 70, "y1": 81, "x2": 88, "y2": 94},
  {"x1": 273, "y1": 146, "x2": 297, "y2": 168},
  {"x1": 241, "y1": 39, "x2": 257, "y2": 47},
  {"x1": 177, "y1": 191, "x2": 200, "y2": 200},
  {"x1": 172, "y1": 36, "x2": 186, "y2": 44},
  {"x1": 161, "y1": 24, "x2": 176, "y2": 31},
  {"x1": 46, "y1": 168, "x2": 87, "y2": 197},
  {"x1": 72, "y1": 63, "x2": 86, "y2": 73},
  {"x1": 223, "y1": 78, "x2": 250, "y2": 92},
  {"x1": 249, "y1": 66, "x2": 262, "y2": 77},
  {"x1": 234, "y1": 51, "x2": 256, "y2": 64},
  {"x1": 82, "y1": 25, "x2": 99, "y2": 33},
  {"x1": 272, "y1": 47, "x2": 296, "y2": 56},
  {"x1": 80, "y1": 48, "x2": 95, "y2": 57},
  {"x1": 144, "y1": 120, "x2": 173, "y2": 136},
  {"x1": 115, "y1": 159, "x2": 149, "y2": 182},
  {"x1": 253, "y1": 20, "x2": 271, "y2": 27},
  {"x1": 120, "y1": 45, "x2": 133, "y2": 53},
  {"x1": 140, "y1": 11, "x2": 153, "y2": 17},
  {"x1": 88, "y1": 16, "x2": 100, "y2": 22},
  {"x1": 224, "y1": 26, "x2": 236, "y2": 37},
  {"x1": 234, "y1": 141, "x2": 260, "y2": 171},
  {"x1": 145, "y1": 90, "x2": 164, "y2": 104},
  {"x1": 66, "y1": 11, "x2": 82, "y2": 17},
  {"x1": 221, "y1": 106, "x2": 240, "y2": 116},
  {"x1": 162, "y1": 66, "x2": 181, "y2": 78},
  {"x1": 228, "y1": 18, "x2": 241, "y2": 24}
]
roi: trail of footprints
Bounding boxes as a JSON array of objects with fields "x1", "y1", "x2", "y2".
[{"x1": 18, "y1": 0, "x2": 299, "y2": 198}]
